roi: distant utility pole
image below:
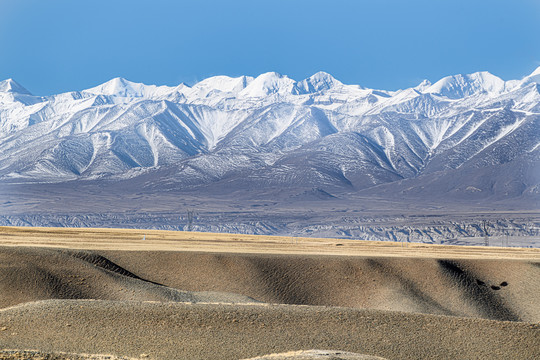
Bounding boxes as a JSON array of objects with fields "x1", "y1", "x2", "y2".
[
  {"x1": 401, "y1": 237, "x2": 408, "y2": 248},
  {"x1": 482, "y1": 220, "x2": 490, "y2": 246},
  {"x1": 187, "y1": 210, "x2": 194, "y2": 232}
]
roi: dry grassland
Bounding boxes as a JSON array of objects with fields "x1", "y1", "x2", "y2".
[{"x1": 1, "y1": 226, "x2": 539, "y2": 260}]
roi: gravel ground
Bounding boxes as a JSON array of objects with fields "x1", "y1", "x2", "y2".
[
  {"x1": 0, "y1": 300, "x2": 538, "y2": 360},
  {"x1": 0, "y1": 349, "x2": 140, "y2": 359}
]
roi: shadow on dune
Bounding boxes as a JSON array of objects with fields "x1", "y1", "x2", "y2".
[
  {"x1": 437, "y1": 260, "x2": 520, "y2": 321},
  {"x1": 0, "y1": 247, "x2": 538, "y2": 322},
  {"x1": 0, "y1": 247, "x2": 257, "y2": 308},
  {"x1": 364, "y1": 259, "x2": 455, "y2": 316},
  {"x1": 62, "y1": 250, "x2": 163, "y2": 285}
]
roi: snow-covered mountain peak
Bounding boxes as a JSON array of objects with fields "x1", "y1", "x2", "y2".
[
  {"x1": 84, "y1": 77, "x2": 133, "y2": 95},
  {"x1": 0, "y1": 78, "x2": 32, "y2": 95},
  {"x1": 424, "y1": 71, "x2": 505, "y2": 99},
  {"x1": 414, "y1": 79, "x2": 432, "y2": 92},
  {"x1": 0, "y1": 67, "x2": 538, "y2": 206},
  {"x1": 529, "y1": 65, "x2": 540, "y2": 77},
  {"x1": 309, "y1": 71, "x2": 337, "y2": 82},
  {"x1": 239, "y1": 72, "x2": 296, "y2": 97},
  {"x1": 84, "y1": 77, "x2": 175, "y2": 98},
  {"x1": 392, "y1": 87, "x2": 422, "y2": 100},
  {"x1": 295, "y1": 71, "x2": 343, "y2": 94},
  {"x1": 191, "y1": 75, "x2": 254, "y2": 94},
  {"x1": 521, "y1": 66, "x2": 540, "y2": 87}
]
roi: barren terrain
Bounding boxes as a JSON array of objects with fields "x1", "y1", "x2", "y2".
[{"x1": 0, "y1": 226, "x2": 539, "y2": 359}]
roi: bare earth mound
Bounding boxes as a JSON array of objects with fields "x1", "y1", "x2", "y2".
[
  {"x1": 101, "y1": 250, "x2": 540, "y2": 322},
  {"x1": 0, "y1": 227, "x2": 539, "y2": 359},
  {"x1": 1, "y1": 300, "x2": 539, "y2": 360},
  {"x1": 0, "y1": 246, "x2": 538, "y2": 322},
  {"x1": 0, "y1": 247, "x2": 258, "y2": 308}
]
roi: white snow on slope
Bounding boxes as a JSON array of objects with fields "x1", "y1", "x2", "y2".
[
  {"x1": 84, "y1": 77, "x2": 176, "y2": 98},
  {"x1": 240, "y1": 72, "x2": 296, "y2": 97},
  {"x1": 0, "y1": 68, "x2": 538, "y2": 190},
  {"x1": 424, "y1": 71, "x2": 505, "y2": 99},
  {"x1": 0, "y1": 79, "x2": 32, "y2": 95}
]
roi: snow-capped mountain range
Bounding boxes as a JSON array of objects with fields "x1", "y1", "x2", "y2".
[{"x1": 1, "y1": 68, "x2": 539, "y2": 201}]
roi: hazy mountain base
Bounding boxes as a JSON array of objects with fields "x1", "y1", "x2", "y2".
[{"x1": 0, "y1": 183, "x2": 538, "y2": 247}]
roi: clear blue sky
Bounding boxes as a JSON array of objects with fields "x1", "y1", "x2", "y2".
[{"x1": 1, "y1": 0, "x2": 539, "y2": 95}]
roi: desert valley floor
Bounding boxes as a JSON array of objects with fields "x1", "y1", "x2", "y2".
[{"x1": 0, "y1": 226, "x2": 539, "y2": 359}]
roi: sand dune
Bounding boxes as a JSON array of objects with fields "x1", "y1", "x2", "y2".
[
  {"x1": 104, "y1": 250, "x2": 540, "y2": 322},
  {"x1": 0, "y1": 227, "x2": 539, "y2": 359},
  {"x1": 0, "y1": 246, "x2": 538, "y2": 322},
  {"x1": 1, "y1": 300, "x2": 539, "y2": 360},
  {"x1": 0, "y1": 247, "x2": 258, "y2": 308}
]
